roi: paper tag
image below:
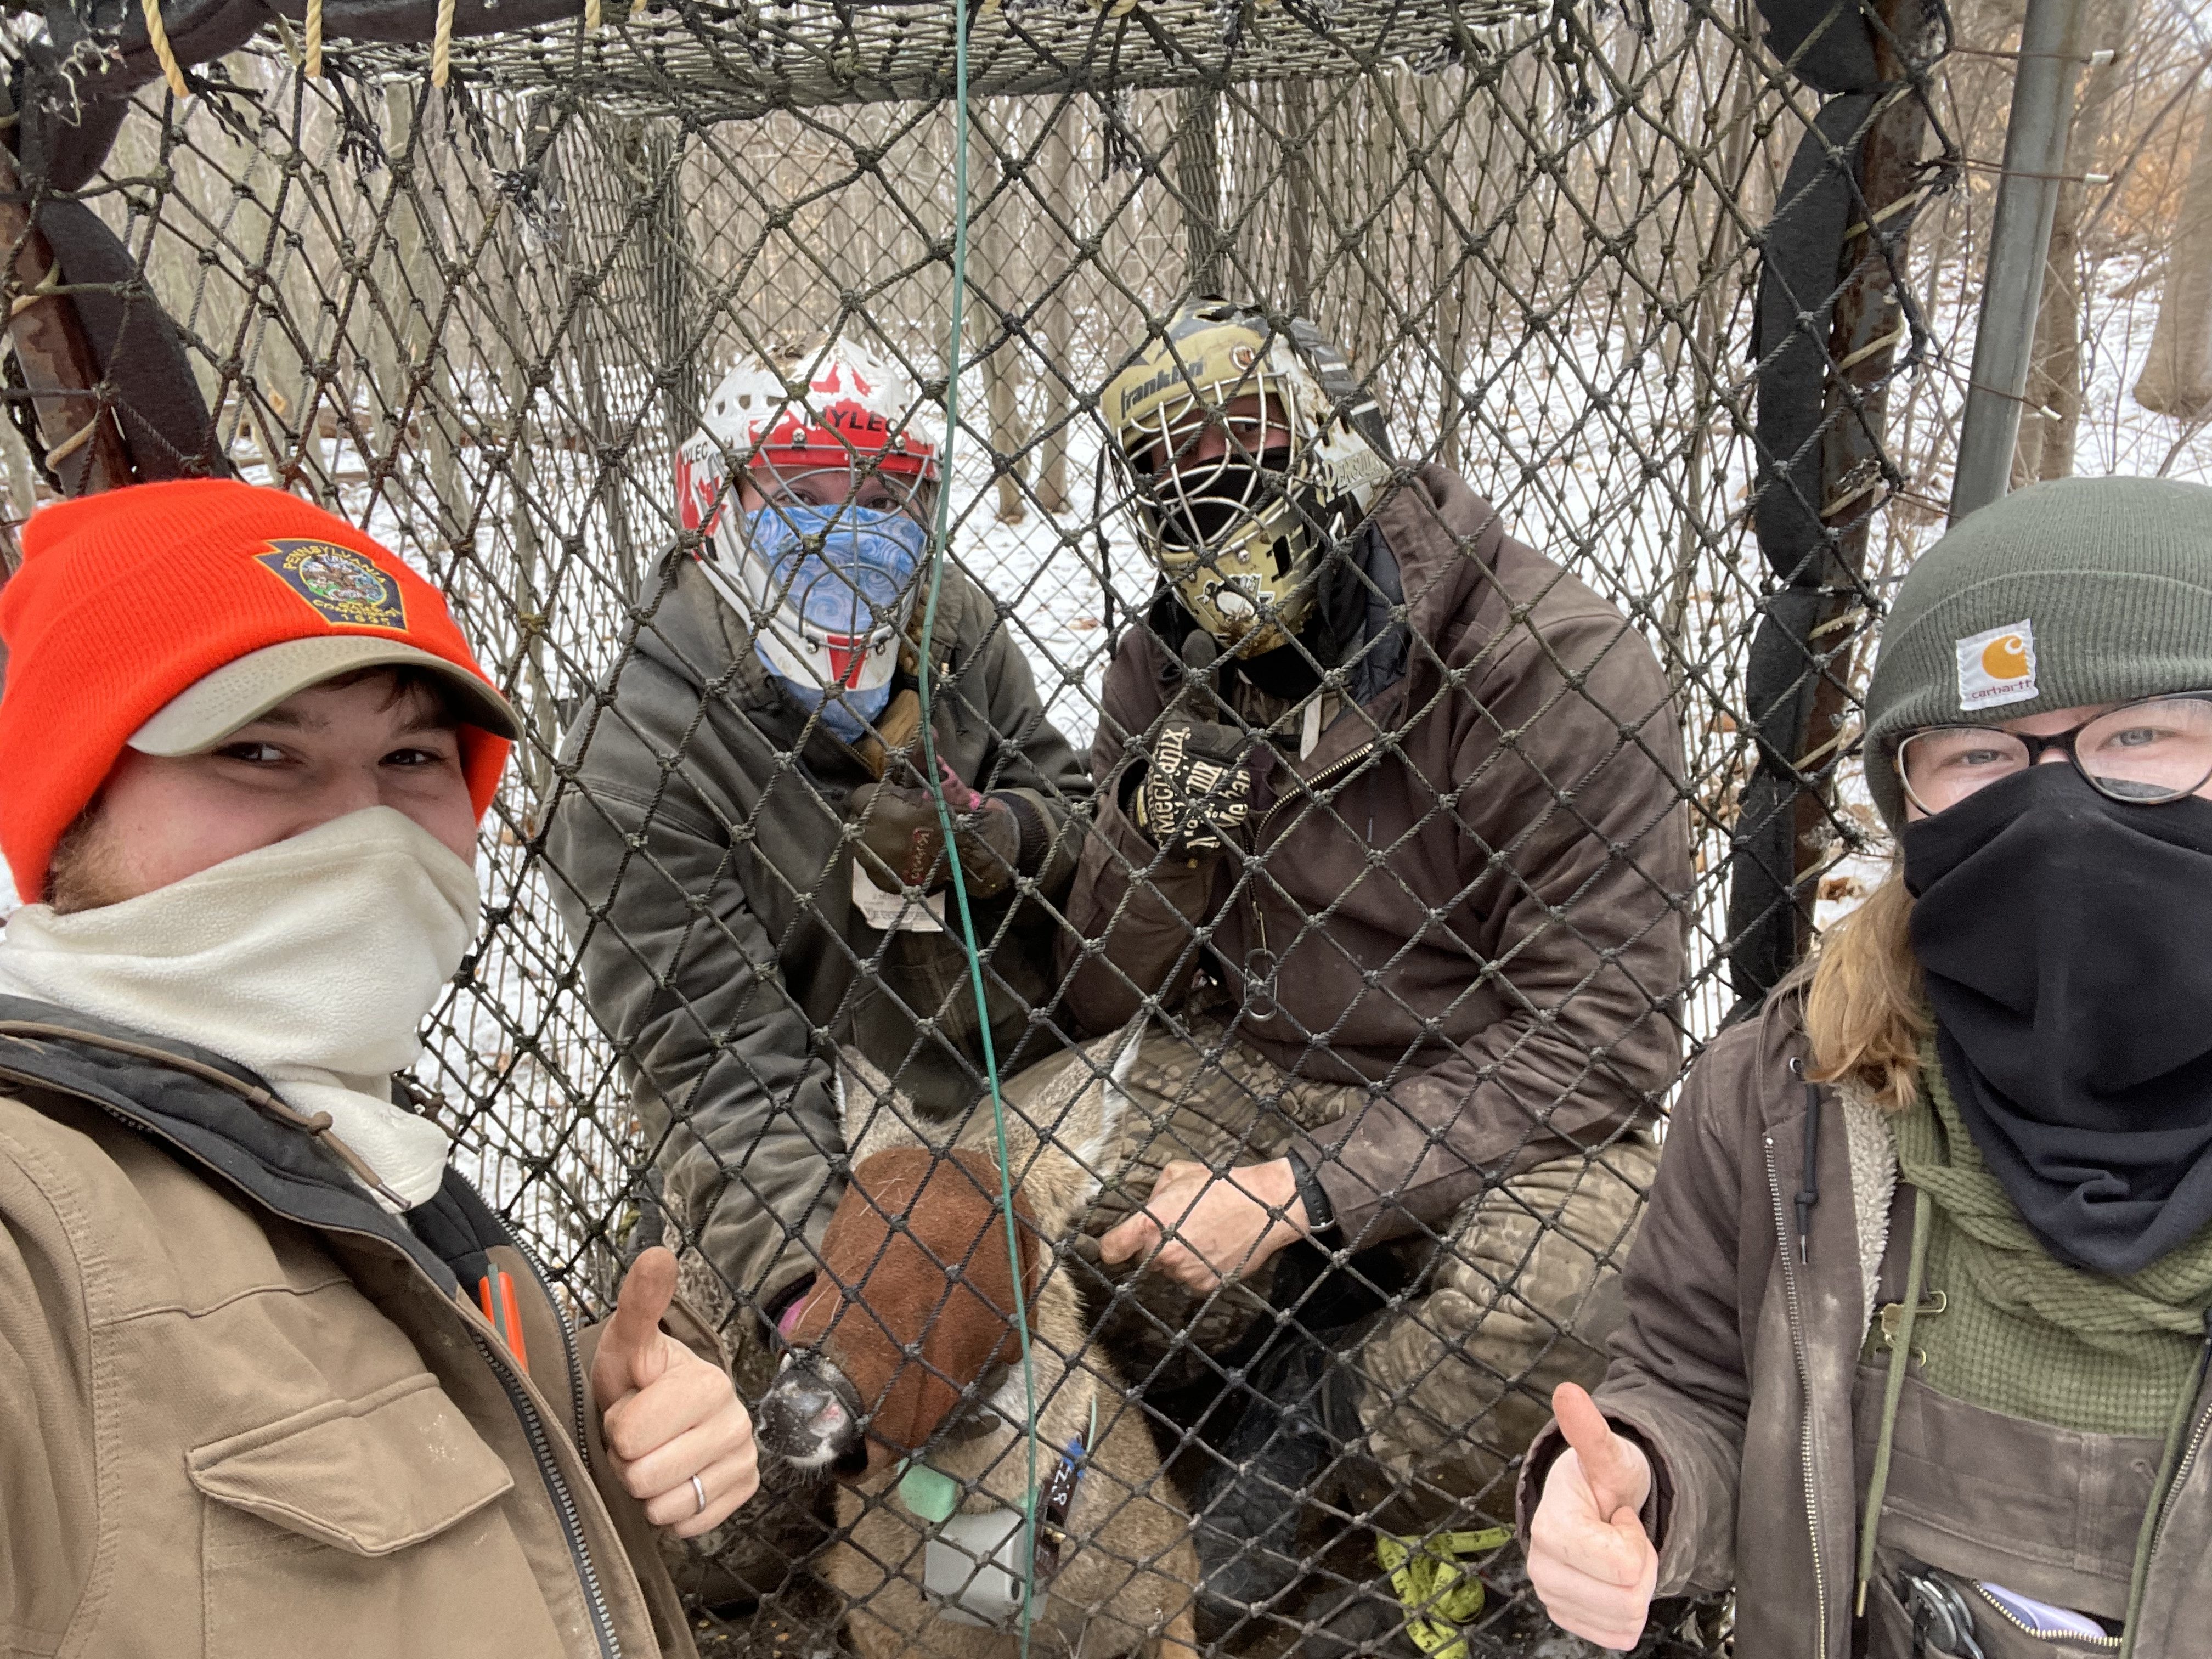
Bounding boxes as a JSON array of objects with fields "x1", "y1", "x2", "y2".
[
  {"x1": 1300, "y1": 691, "x2": 1326, "y2": 759},
  {"x1": 851, "y1": 864, "x2": 946, "y2": 934},
  {"x1": 1975, "y1": 1582, "x2": 2106, "y2": 1640},
  {"x1": 1955, "y1": 619, "x2": 2038, "y2": 711}
]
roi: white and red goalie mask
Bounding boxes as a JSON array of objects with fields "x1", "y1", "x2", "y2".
[{"x1": 675, "y1": 334, "x2": 943, "y2": 698}]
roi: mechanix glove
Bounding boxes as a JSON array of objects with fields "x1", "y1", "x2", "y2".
[
  {"x1": 850, "y1": 758, "x2": 1028, "y2": 898},
  {"x1": 1128, "y1": 632, "x2": 1255, "y2": 857}
]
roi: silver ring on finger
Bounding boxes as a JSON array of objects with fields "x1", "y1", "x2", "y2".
[{"x1": 691, "y1": 1474, "x2": 708, "y2": 1515}]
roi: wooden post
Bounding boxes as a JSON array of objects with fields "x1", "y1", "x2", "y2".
[
  {"x1": 1728, "y1": 0, "x2": 1946, "y2": 999},
  {"x1": 0, "y1": 83, "x2": 133, "y2": 498}
]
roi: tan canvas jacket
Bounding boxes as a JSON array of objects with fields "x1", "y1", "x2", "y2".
[{"x1": 0, "y1": 998, "x2": 703, "y2": 1659}]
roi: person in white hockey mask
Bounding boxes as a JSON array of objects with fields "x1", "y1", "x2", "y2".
[
  {"x1": 0, "y1": 479, "x2": 757, "y2": 1655},
  {"x1": 546, "y1": 332, "x2": 1092, "y2": 1601}
]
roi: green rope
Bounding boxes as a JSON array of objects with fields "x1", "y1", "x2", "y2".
[{"x1": 911, "y1": 2, "x2": 1040, "y2": 1650}]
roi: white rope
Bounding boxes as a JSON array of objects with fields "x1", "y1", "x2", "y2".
[{"x1": 431, "y1": 0, "x2": 455, "y2": 87}]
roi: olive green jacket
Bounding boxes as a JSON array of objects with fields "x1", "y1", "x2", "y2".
[{"x1": 547, "y1": 555, "x2": 1090, "y2": 1319}]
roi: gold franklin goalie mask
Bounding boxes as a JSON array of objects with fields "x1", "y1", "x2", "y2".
[{"x1": 1102, "y1": 299, "x2": 1392, "y2": 656}]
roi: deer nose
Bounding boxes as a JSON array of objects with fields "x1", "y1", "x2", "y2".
[{"x1": 757, "y1": 1353, "x2": 865, "y2": 1473}]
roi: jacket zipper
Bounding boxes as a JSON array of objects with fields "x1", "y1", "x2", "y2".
[
  {"x1": 470, "y1": 1326, "x2": 623, "y2": 1659},
  {"x1": 1765, "y1": 1135, "x2": 1831, "y2": 1657},
  {"x1": 509, "y1": 1230, "x2": 594, "y2": 1465},
  {"x1": 1256, "y1": 737, "x2": 1379, "y2": 840},
  {"x1": 10, "y1": 1069, "x2": 623, "y2": 1659},
  {"x1": 2147, "y1": 1388, "x2": 2212, "y2": 1566},
  {"x1": 1968, "y1": 1583, "x2": 2120, "y2": 1650},
  {"x1": 1245, "y1": 737, "x2": 1380, "y2": 1000}
]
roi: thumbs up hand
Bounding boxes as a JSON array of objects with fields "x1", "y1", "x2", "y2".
[
  {"x1": 1525, "y1": 1383, "x2": 1660, "y2": 1651},
  {"x1": 590, "y1": 1246, "x2": 759, "y2": 1538}
]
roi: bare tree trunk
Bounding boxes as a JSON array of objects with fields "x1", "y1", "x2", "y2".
[
  {"x1": 0, "y1": 414, "x2": 42, "y2": 531},
  {"x1": 1282, "y1": 78, "x2": 1317, "y2": 313},
  {"x1": 2136, "y1": 111, "x2": 2212, "y2": 419},
  {"x1": 2018, "y1": 0, "x2": 2137, "y2": 480},
  {"x1": 499, "y1": 181, "x2": 556, "y2": 814},
  {"x1": 1177, "y1": 87, "x2": 1225, "y2": 295},
  {"x1": 1422, "y1": 76, "x2": 1470, "y2": 471},
  {"x1": 385, "y1": 85, "x2": 463, "y2": 543},
  {"x1": 1032, "y1": 103, "x2": 1078, "y2": 516},
  {"x1": 968, "y1": 109, "x2": 1028, "y2": 523},
  {"x1": 624, "y1": 121, "x2": 702, "y2": 447},
  {"x1": 1661, "y1": 16, "x2": 1760, "y2": 695},
  {"x1": 576, "y1": 315, "x2": 639, "y2": 599}
]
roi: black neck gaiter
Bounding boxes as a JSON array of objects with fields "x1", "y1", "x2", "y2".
[{"x1": 1903, "y1": 764, "x2": 2212, "y2": 1277}]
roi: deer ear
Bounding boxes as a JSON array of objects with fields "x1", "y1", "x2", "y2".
[
  {"x1": 837, "y1": 1046, "x2": 917, "y2": 1169},
  {"x1": 984, "y1": 1017, "x2": 1144, "y2": 1235}
]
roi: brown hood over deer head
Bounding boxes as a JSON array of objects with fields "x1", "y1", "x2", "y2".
[{"x1": 784, "y1": 1146, "x2": 1040, "y2": 1472}]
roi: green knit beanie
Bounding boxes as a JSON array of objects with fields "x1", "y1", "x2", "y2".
[{"x1": 1863, "y1": 476, "x2": 2212, "y2": 834}]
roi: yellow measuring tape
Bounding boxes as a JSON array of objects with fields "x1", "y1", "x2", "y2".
[{"x1": 1375, "y1": 1526, "x2": 1514, "y2": 1659}]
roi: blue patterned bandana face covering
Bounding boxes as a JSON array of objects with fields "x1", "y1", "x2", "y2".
[
  {"x1": 775, "y1": 675, "x2": 891, "y2": 741},
  {"x1": 741, "y1": 503, "x2": 926, "y2": 743}
]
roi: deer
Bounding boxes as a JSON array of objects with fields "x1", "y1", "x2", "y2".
[{"x1": 754, "y1": 1023, "x2": 1201, "y2": 1659}]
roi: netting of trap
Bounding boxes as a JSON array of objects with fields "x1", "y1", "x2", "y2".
[{"x1": 0, "y1": 0, "x2": 1955, "y2": 1651}]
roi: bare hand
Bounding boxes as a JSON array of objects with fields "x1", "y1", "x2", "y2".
[
  {"x1": 1526, "y1": 1383, "x2": 1659, "y2": 1651},
  {"x1": 590, "y1": 1246, "x2": 760, "y2": 1538},
  {"x1": 1097, "y1": 1158, "x2": 1307, "y2": 1294}
]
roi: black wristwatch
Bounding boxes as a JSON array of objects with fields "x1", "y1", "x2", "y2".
[{"x1": 1285, "y1": 1150, "x2": 1336, "y2": 1238}]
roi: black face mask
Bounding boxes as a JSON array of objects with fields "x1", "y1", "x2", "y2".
[{"x1": 1903, "y1": 763, "x2": 2212, "y2": 1276}]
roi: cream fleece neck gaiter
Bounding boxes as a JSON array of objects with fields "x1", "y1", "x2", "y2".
[{"x1": 0, "y1": 806, "x2": 477, "y2": 1209}]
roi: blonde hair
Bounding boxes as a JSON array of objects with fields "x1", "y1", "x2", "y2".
[{"x1": 1796, "y1": 862, "x2": 1928, "y2": 1113}]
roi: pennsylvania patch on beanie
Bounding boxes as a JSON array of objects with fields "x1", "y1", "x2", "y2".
[{"x1": 1863, "y1": 476, "x2": 2212, "y2": 834}]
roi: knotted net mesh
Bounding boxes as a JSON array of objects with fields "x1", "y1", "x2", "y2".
[{"x1": 5, "y1": 0, "x2": 2209, "y2": 1651}]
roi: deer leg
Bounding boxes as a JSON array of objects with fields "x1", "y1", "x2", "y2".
[
  {"x1": 1144, "y1": 1531, "x2": 1204, "y2": 1659},
  {"x1": 1147, "y1": 1603, "x2": 1200, "y2": 1659}
]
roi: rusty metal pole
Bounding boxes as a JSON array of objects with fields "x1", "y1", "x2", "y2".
[{"x1": 1951, "y1": 0, "x2": 2083, "y2": 521}]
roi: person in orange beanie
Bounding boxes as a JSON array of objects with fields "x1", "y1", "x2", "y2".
[{"x1": 0, "y1": 479, "x2": 757, "y2": 1656}]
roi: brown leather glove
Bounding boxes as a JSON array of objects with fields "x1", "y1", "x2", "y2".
[{"x1": 849, "y1": 760, "x2": 1026, "y2": 897}]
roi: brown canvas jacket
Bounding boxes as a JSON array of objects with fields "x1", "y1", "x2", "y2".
[
  {"x1": 0, "y1": 999, "x2": 704, "y2": 1659},
  {"x1": 1058, "y1": 462, "x2": 1692, "y2": 1244},
  {"x1": 1519, "y1": 995, "x2": 2212, "y2": 1658}
]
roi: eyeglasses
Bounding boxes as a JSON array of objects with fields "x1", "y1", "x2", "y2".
[{"x1": 1897, "y1": 693, "x2": 2212, "y2": 815}]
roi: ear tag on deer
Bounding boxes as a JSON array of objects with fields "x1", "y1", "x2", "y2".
[{"x1": 899, "y1": 1460, "x2": 962, "y2": 1525}]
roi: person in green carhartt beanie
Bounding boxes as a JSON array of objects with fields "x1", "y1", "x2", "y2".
[
  {"x1": 1524, "y1": 471, "x2": 2212, "y2": 1655},
  {"x1": 1863, "y1": 474, "x2": 2212, "y2": 833}
]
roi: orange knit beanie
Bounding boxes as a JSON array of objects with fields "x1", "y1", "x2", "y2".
[{"x1": 0, "y1": 480, "x2": 512, "y2": 901}]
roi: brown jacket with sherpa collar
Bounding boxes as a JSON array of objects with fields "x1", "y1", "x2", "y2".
[
  {"x1": 1518, "y1": 994, "x2": 2212, "y2": 1658},
  {"x1": 1059, "y1": 462, "x2": 1692, "y2": 1244},
  {"x1": 0, "y1": 997, "x2": 704, "y2": 1658}
]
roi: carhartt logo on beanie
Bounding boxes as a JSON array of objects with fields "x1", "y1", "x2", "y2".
[
  {"x1": 0, "y1": 479, "x2": 515, "y2": 901},
  {"x1": 1954, "y1": 620, "x2": 2037, "y2": 711},
  {"x1": 1863, "y1": 477, "x2": 2212, "y2": 834}
]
